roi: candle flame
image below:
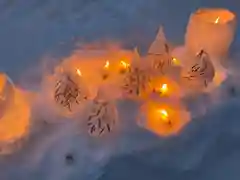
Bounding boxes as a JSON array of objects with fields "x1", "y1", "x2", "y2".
[
  {"x1": 215, "y1": 16, "x2": 220, "y2": 24},
  {"x1": 161, "y1": 84, "x2": 168, "y2": 93},
  {"x1": 120, "y1": 60, "x2": 129, "y2": 69},
  {"x1": 172, "y1": 57, "x2": 180, "y2": 65},
  {"x1": 156, "y1": 83, "x2": 168, "y2": 94},
  {"x1": 157, "y1": 109, "x2": 169, "y2": 122},
  {"x1": 104, "y1": 61, "x2": 110, "y2": 69},
  {"x1": 76, "y1": 69, "x2": 82, "y2": 76}
]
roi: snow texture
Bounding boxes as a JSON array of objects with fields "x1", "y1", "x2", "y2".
[{"x1": 0, "y1": 0, "x2": 240, "y2": 180}]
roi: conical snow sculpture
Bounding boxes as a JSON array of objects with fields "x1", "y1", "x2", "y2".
[
  {"x1": 86, "y1": 85, "x2": 118, "y2": 137},
  {"x1": 133, "y1": 47, "x2": 140, "y2": 61},
  {"x1": 148, "y1": 26, "x2": 169, "y2": 55},
  {"x1": 181, "y1": 49, "x2": 215, "y2": 91},
  {"x1": 121, "y1": 47, "x2": 152, "y2": 99},
  {"x1": 148, "y1": 26, "x2": 176, "y2": 75}
]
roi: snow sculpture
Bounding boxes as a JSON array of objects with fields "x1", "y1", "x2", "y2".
[
  {"x1": 0, "y1": 73, "x2": 15, "y2": 119},
  {"x1": 121, "y1": 48, "x2": 152, "y2": 99},
  {"x1": 54, "y1": 68, "x2": 89, "y2": 114},
  {"x1": 0, "y1": 73, "x2": 30, "y2": 154},
  {"x1": 185, "y1": 8, "x2": 237, "y2": 61},
  {"x1": 138, "y1": 99, "x2": 190, "y2": 136},
  {"x1": 181, "y1": 49, "x2": 215, "y2": 90},
  {"x1": 87, "y1": 87, "x2": 118, "y2": 136},
  {"x1": 148, "y1": 26, "x2": 177, "y2": 75}
]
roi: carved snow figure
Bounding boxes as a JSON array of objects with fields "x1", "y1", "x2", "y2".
[
  {"x1": 181, "y1": 49, "x2": 215, "y2": 90},
  {"x1": 121, "y1": 47, "x2": 152, "y2": 99},
  {"x1": 86, "y1": 87, "x2": 118, "y2": 136},
  {"x1": 54, "y1": 68, "x2": 89, "y2": 115},
  {"x1": 148, "y1": 26, "x2": 176, "y2": 75}
]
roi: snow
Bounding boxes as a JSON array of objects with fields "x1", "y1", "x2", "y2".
[{"x1": 0, "y1": 0, "x2": 239, "y2": 180}]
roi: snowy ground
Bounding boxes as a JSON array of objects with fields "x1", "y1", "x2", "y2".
[{"x1": 0, "y1": 0, "x2": 240, "y2": 180}]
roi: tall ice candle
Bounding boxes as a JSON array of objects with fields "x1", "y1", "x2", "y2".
[{"x1": 185, "y1": 8, "x2": 237, "y2": 61}]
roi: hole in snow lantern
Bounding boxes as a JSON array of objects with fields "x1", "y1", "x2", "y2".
[
  {"x1": 151, "y1": 76, "x2": 182, "y2": 98},
  {"x1": 138, "y1": 100, "x2": 190, "y2": 136}
]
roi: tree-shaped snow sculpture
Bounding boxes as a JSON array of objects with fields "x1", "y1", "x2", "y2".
[
  {"x1": 54, "y1": 68, "x2": 89, "y2": 114},
  {"x1": 148, "y1": 26, "x2": 176, "y2": 75},
  {"x1": 121, "y1": 47, "x2": 152, "y2": 99},
  {"x1": 87, "y1": 87, "x2": 118, "y2": 136},
  {"x1": 181, "y1": 49, "x2": 215, "y2": 90}
]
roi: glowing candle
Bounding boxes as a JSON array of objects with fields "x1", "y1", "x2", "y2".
[
  {"x1": 157, "y1": 109, "x2": 171, "y2": 124},
  {"x1": 120, "y1": 48, "x2": 152, "y2": 100},
  {"x1": 102, "y1": 60, "x2": 110, "y2": 80},
  {"x1": 100, "y1": 59, "x2": 131, "y2": 85},
  {"x1": 121, "y1": 65, "x2": 152, "y2": 100},
  {"x1": 159, "y1": 84, "x2": 168, "y2": 94},
  {"x1": 151, "y1": 76, "x2": 182, "y2": 97},
  {"x1": 138, "y1": 100, "x2": 190, "y2": 136},
  {"x1": 0, "y1": 73, "x2": 30, "y2": 154},
  {"x1": 76, "y1": 69, "x2": 82, "y2": 76},
  {"x1": 119, "y1": 60, "x2": 130, "y2": 74},
  {"x1": 171, "y1": 57, "x2": 181, "y2": 66},
  {"x1": 104, "y1": 61, "x2": 110, "y2": 68},
  {"x1": 185, "y1": 8, "x2": 237, "y2": 60}
]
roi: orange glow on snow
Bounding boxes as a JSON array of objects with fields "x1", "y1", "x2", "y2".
[
  {"x1": 139, "y1": 101, "x2": 190, "y2": 136},
  {"x1": 152, "y1": 77, "x2": 181, "y2": 97},
  {"x1": 0, "y1": 86, "x2": 30, "y2": 154}
]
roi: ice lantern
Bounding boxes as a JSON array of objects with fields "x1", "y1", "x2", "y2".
[
  {"x1": 0, "y1": 73, "x2": 14, "y2": 119},
  {"x1": 0, "y1": 73, "x2": 30, "y2": 154},
  {"x1": 185, "y1": 8, "x2": 237, "y2": 61},
  {"x1": 137, "y1": 99, "x2": 190, "y2": 136}
]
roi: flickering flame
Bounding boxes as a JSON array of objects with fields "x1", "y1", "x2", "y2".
[
  {"x1": 215, "y1": 16, "x2": 220, "y2": 23},
  {"x1": 120, "y1": 60, "x2": 129, "y2": 69},
  {"x1": 76, "y1": 69, "x2": 82, "y2": 76},
  {"x1": 157, "y1": 109, "x2": 169, "y2": 122},
  {"x1": 156, "y1": 83, "x2": 168, "y2": 94},
  {"x1": 141, "y1": 101, "x2": 191, "y2": 136},
  {"x1": 104, "y1": 61, "x2": 110, "y2": 69},
  {"x1": 161, "y1": 84, "x2": 168, "y2": 93},
  {"x1": 172, "y1": 57, "x2": 180, "y2": 65}
]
